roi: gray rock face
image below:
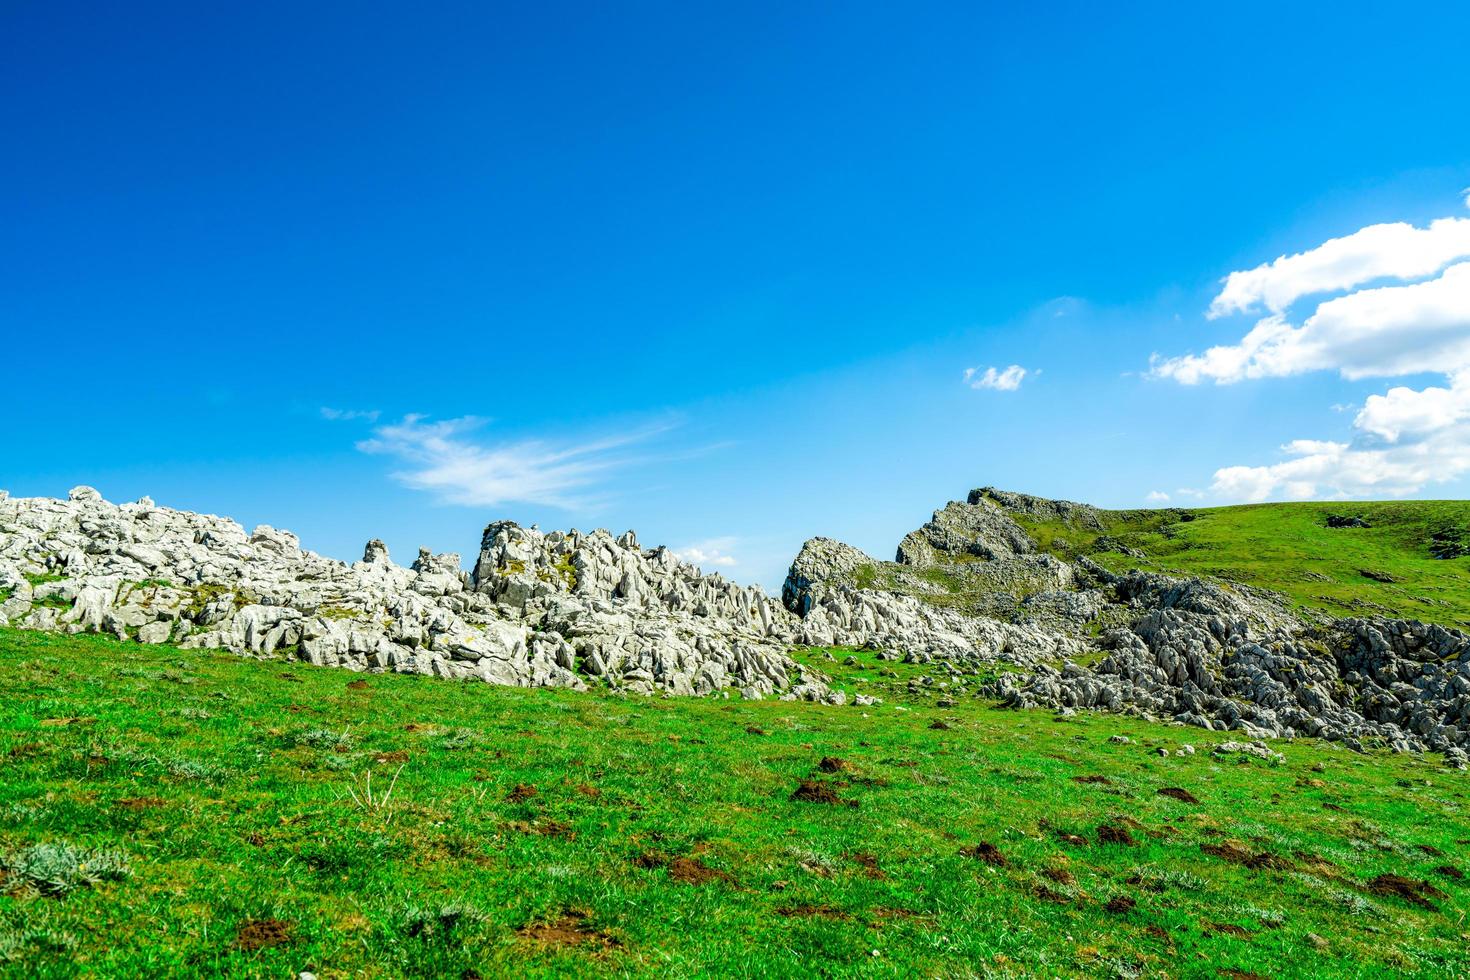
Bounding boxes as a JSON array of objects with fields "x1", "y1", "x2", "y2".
[
  {"x1": 896, "y1": 498, "x2": 1035, "y2": 566},
  {"x1": 783, "y1": 486, "x2": 1470, "y2": 757},
  {"x1": 781, "y1": 537, "x2": 877, "y2": 615},
  {"x1": 0, "y1": 489, "x2": 832, "y2": 703},
  {"x1": 8, "y1": 483, "x2": 1470, "y2": 759}
]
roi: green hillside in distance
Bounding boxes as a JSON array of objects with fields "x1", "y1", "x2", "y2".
[{"x1": 1000, "y1": 498, "x2": 1470, "y2": 628}]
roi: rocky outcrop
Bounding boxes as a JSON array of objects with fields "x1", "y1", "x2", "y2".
[
  {"x1": 0, "y1": 488, "x2": 832, "y2": 702},
  {"x1": 7, "y1": 483, "x2": 1470, "y2": 756},
  {"x1": 783, "y1": 487, "x2": 1470, "y2": 755},
  {"x1": 896, "y1": 497, "x2": 1035, "y2": 566}
]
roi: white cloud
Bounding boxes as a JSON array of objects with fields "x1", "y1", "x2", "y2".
[
  {"x1": 1354, "y1": 374, "x2": 1470, "y2": 443},
  {"x1": 1145, "y1": 490, "x2": 1170, "y2": 504},
  {"x1": 321, "y1": 406, "x2": 381, "y2": 422},
  {"x1": 674, "y1": 537, "x2": 739, "y2": 569},
  {"x1": 1208, "y1": 216, "x2": 1470, "y2": 318},
  {"x1": 1159, "y1": 200, "x2": 1470, "y2": 503},
  {"x1": 1154, "y1": 262, "x2": 1470, "y2": 384},
  {"x1": 1209, "y1": 425, "x2": 1470, "y2": 502},
  {"x1": 964, "y1": 364, "x2": 1028, "y2": 391},
  {"x1": 357, "y1": 415, "x2": 671, "y2": 509}
]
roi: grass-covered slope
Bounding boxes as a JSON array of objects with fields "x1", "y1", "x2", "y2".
[
  {"x1": 1003, "y1": 499, "x2": 1470, "y2": 627},
  {"x1": 2, "y1": 630, "x2": 1469, "y2": 977}
]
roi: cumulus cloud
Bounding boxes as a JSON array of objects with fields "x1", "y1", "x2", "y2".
[
  {"x1": 1154, "y1": 262, "x2": 1470, "y2": 384},
  {"x1": 1157, "y1": 199, "x2": 1470, "y2": 503},
  {"x1": 1209, "y1": 427, "x2": 1470, "y2": 502},
  {"x1": 357, "y1": 415, "x2": 671, "y2": 509},
  {"x1": 674, "y1": 538, "x2": 739, "y2": 569},
  {"x1": 1145, "y1": 490, "x2": 1170, "y2": 504},
  {"x1": 1208, "y1": 216, "x2": 1470, "y2": 318},
  {"x1": 321, "y1": 406, "x2": 381, "y2": 422},
  {"x1": 1354, "y1": 374, "x2": 1470, "y2": 443},
  {"x1": 964, "y1": 364, "x2": 1028, "y2": 391}
]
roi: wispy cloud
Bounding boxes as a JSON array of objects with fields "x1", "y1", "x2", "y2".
[
  {"x1": 357, "y1": 415, "x2": 675, "y2": 509},
  {"x1": 674, "y1": 537, "x2": 739, "y2": 569},
  {"x1": 321, "y1": 406, "x2": 381, "y2": 422},
  {"x1": 963, "y1": 364, "x2": 1029, "y2": 391}
]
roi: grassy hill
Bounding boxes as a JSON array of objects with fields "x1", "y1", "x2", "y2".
[
  {"x1": 2, "y1": 629, "x2": 1469, "y2": 977},
  {"x1": 1000, "y1": 499, "x2": 1470, "y2": 628}
]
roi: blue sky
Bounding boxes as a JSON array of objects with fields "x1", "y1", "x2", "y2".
[{"x1": 5, "y1": 2, "x2": 1470, "y2": 589}]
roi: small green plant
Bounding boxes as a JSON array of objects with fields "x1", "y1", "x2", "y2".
[
  {"x1": 1, "y1": 842, "x2": 130, "y2": 897},
  {"x1": 23, "y1": 572, "x2": 66, "y2": 586},
  {"x1": 295, "y1": 727, "x2": 355, "y2": 751},
  {"x1": 436, "y1": 727, "x2": 480, "y2": 751},
  {"x1": 402, "y1": 902, "x2": 484, "y2": 939}
]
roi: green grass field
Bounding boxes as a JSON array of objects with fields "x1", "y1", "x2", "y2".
[
  {"x1": 1001, "y1": 499, "x2": 1470, "y2": 628},
  {"x1": 2, "y1": 628, "x2": 1468, "y2": 978}
]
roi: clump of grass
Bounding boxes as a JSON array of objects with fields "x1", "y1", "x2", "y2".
[
  {"x1": 339, "y1": 765, "x2": 405, "y2": 816},
  {"x1": 1128, "y1": 865, "x2": 1206, "y2": 891},
  {"x1": 163, "y1": 758, "x2": 223, "y2": 781},
  {"x1": 1, "y1": 842, "x2": 130, "y2": 897},
  {"x1": 295, "y1": 727, "x2": 355, "y2": 751},
  {"x1": 401, "y1": 902, "x2": 484, "y2": 939},
  {"x1": 0, "y1": 927, "x2": 78, "y2": 962},
  {"x1": 437, "y1": 727, "x2": 479, "y2": 751}
]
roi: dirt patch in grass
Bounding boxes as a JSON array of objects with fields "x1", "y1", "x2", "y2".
[
  {"x1": 959, "y1": 842, "x2": 1006, "y2": 866},
  {"x1": 1145, "y1": 925, "x2": 1170, "y2": 942},
  {"x1": 1041, "y1": 867, "x2": 1076, "y2": 886},
  {"x1": 1366, "y1": 874, "x2": 1447, "y2": 908},
  {"x1": 634, "y1": 852, "x2": 735, "y2": 885},
  {"x1": 776, "y1": 904, "x2": 850, "y2": 919},
  {"x1": 1434, "y1": 865, "x2": 1464, "y2": 880},
  {"x1": 744, "y1": 725, "x2": 767, "y2": 735},
  {"x1": 817, "y1": 756, "x2": 851, "y2": 773},
  {"x1": 929, "y1": 720, "x2": 951, "y2": 730},
  {"x1": 575, "y1": 783, "x2": 601, "y2": 798},
  {"x1": 235, "y1": 918, "x2": 294, "y2": 951},
  {"x1": 1218, "y1": 970, "x2": 1268, "y2": 980},
  {"x1": 1072, "y1": 775, "x2": 1111, "y2": 785},
  {"x1": 373, "y1": 750, "x2": 409, "y2": 764},
  {"x1": 1097, "y1": 824, "x2": 1136, "y2": 846},
  {"x1": 1204, "y1": 922, "x2": 1253, "y2": 938},
  {"x1": 849, "y1": 852, "x2": 885, "y2": 879},
  {"x1": 7, "y1": 742, "x2": 42, "y2": 758},
  {"x1": 507, "y1": 783, "x2": 538, "y2": 803},
  {"x1": 1201, "y1": 842, "x2": 1289, "y2": 870},
  {"x1": 518, "y1": 910, "x2": 619, "y2": 950},
  {"x1": 39, "y1": 716, "x2": 96, "y2": 727},
  {"x1": 346, "y1": 679, "x2": 369, "y2": 690},
  {"x1": 506, "y1": 819, "x2": 572, "y2": 839},
  {"x1": 1105, "y1": 895, "x2": 1137, "y2": 914},
  {"x1": 1034, "y1": 885, "x2": 1070, "y2": 903},
  {"x1": 115, "y1": 796, "x2": 166, "y2": 810},
  {"x1": 790, "y1": 779, "x2": 855, "y2": 806},
  {"x1": 1157, "y1": 787, "x2": 1200, "y2": 804},
  {"x1": 668, "y1": 857, "x2": 732, "y2": 885}
]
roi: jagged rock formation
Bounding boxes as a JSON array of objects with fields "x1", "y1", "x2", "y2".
[
  {"x1": 0, "y1": 488, "x2": 832, "y2": 702},
  {"x1": 5, "y1": 483, "x2": 1470, "y2": 758},
  {"x1": 782, "y1": 489, "x2": 1470, "y2": 756}
]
